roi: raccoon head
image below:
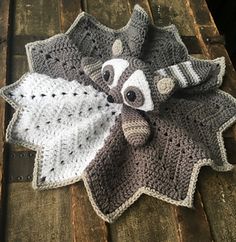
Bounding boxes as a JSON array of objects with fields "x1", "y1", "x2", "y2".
[
  {"x1": 101, "y1": 57, "x2": 155, "y2": 112},
  {"x1": 81, "y1": 39, "x2": 176, "y2": 112}
]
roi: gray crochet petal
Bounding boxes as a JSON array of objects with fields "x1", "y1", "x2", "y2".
[
  {"x1": 83, "y1": 91, "x2": 236, "y2": 222},
  {"x1": 140, "y1": 24, "x2": 189, "y2": 69},
  {"x1": 26, "y1": 5, "x2": 149, "y2": 79}
]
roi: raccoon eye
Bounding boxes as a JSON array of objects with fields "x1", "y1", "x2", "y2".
[
  {"x1": 126, "y1": 90, "x2": 136, "y2": 102},
  {"x1": 124, "y1": 87, "x2": 144, "y2": 107},
  {"x1": 103, "y1": 70, "x2": 110, "y2": 82},
  {"x1": 102, "y1": 65, "x2": 114, "y2": 85}
]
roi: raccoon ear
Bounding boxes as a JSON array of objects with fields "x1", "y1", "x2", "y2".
[
  {"x1": 152, "y1": 74, "x2": 177, "y2": 106},
  {"x1": 81, "y1": 57, "x2": 110, "y2": 93},
  {"x1": 111, "y1": 6, "x2": 149, "y2": 58},
  {"x1": 154, "y1": 75, "x2": 176, "y2": 95},
  {"x1": 112, "y1": 39, "x2": 124, "y2": 57},
  {"x1": 126, "y1": 5, "x2": 149, "y2": 57},
  {"x1": 111, "y1": 37, "x2": 139, "y2": 57}
]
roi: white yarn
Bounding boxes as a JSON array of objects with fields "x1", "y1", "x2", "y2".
[{"x1": 1, "y1": 73, "x2": 122, "y2": 189}]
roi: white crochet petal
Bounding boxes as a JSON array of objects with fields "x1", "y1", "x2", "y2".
[{"x1": 0, "y1": 73, "x2": 122, "y2": 189}]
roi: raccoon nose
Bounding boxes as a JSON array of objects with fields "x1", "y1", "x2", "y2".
[{"x1": 107, "y1": 95, "x2": 114, "y2": 103}]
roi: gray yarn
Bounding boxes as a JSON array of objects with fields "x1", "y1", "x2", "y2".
[{"x1": 26, "y1": 5, "x2": 149, "y2": 79}]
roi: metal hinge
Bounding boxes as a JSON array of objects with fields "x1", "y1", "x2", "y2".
[{"x1": 7, "y1": 151, "x2": 35, "y2": 183}]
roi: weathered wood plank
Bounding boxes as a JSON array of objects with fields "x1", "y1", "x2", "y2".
[
  {"x1": 109, "y1": 195, "x2": 179, "y2": 242},
  {"x1": 0, "y1": 0, "x2": 11, "y2": 239},
  {"x1": 188, "y1": 0, "x2": 212, "y2": 26},
  {"x1": 149, "y1": 0, "x2": 195, "y2": 36},
  {"x1": 60, "y1": 0, "x2": 82, "y2": 31},
  {"x1": 186, "y1": 0, "x2": 236, "y2": 241},
  {"x1": 6, "y1": 183, "x2": 72, "y2": 242},
  {"x1": 14, "y1": 0, "x2": 60, "y2": 36},
  {"x1": 199, "y1": 168, "x2": 236, "y2": 242},
  {"x1": 129, "y1": 0, "x2": 153, "y2": 21},
  {"x1": 70, "y1": 183, "x2": 108, "y2": 242},
  {"x1": 10, "y1": 55, "x2": 28, "y2": 83},
  {"x1": 148, "y1": 0, "x2": 202, "y2": 55},
  {"x1": 59, "y1": 1, "x2": 109, "y2": 241},
  {"x1": 83, "y1": 0, "x2": 130, "y2": 29},
  {"x1": 174, "y1": 192, "x2": 212, "y2": 242},
  {"x1": 5, "y1": 1, "x2": 73, "y2": 241}
]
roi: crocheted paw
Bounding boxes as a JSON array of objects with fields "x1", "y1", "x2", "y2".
[
  {"x1": 122, "y1": 120, "x2": 150, "y2": 147},
  {"x1": 0, "y1": 73, "x2": 122, "y2": 189},
  {"x1": 121, "y1": 105, "x2": 151, "y2": 147}
]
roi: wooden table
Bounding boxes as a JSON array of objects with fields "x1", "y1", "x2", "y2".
[{"x1": 0, "y1": 0, "x2": 236, "y2": 241}]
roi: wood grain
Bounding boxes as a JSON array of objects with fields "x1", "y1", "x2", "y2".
[
  {"x1": 5, "y1": 183, "x2": 72, "y2": 242},
  {"x1": 109, "y1": 195, "x2": 179, "y2": 242},
  {"x1": 60, "y1": 0, "x2": 82, "y2": 31},
  {"x1": 199, "y1": 168, "x2": 236, "y2": 242},
  {"x1": 83, "y1": 0, "x2": 131, "y2": 29},
  {"x1": 70, "y1": 183, "x2": 108, "y2": 242},
  {"x1": 14, "y1": 0, "x2": 60, "y2": 36},
  {"x1": 149, "y1": 0, "x2": 195, "y2": 36},
  {"x1": 0, "y1": 0, "x2": 10, "y2": 239},
  {"x1": 174, "y1": 192, "x2": 212, "y2": 242}
]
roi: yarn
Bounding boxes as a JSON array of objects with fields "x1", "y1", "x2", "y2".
[{"x1": 1, "y1": 73, "x2": 121, "y2": 189}]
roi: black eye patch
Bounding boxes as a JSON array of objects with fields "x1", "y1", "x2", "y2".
[{"x1": 102, "y1": 65, "x2": 114, "y2": 85}]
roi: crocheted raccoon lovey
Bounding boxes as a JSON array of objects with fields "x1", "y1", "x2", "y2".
[{"x1": 0, "y1": 5, "x2": 236, "y2": 223}]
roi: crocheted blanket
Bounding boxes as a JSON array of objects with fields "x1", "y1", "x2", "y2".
[{"x1": 1, "y1": 5, "x2": 236, "y2": 222}]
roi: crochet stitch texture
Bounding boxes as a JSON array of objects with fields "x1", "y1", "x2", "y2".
[
  {"x1": 1, "y1": 73, "x2": 121, "y2": 189},
  {"x1": 1, "y1": 5, "x2": 236, "y2": 222}
]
